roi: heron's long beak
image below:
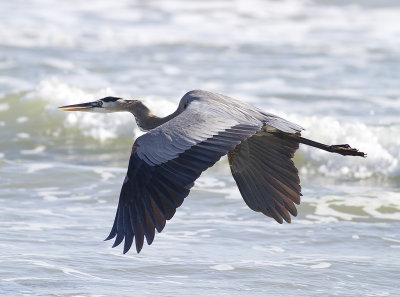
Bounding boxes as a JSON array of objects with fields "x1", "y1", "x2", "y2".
[{"x1": 58, "y1": 101, "x2": 99, "y2": 111}]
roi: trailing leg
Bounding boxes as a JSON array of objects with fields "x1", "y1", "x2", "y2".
[{"x1": 271, "y1": 132, "x2": 366, "y2": 157}]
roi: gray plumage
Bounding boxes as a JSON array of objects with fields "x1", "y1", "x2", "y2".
[
  {"x1": 135, "y1": 90, "x2": 302, "y2": 165},
  {"x1": 59, "y1": 90, "x2": 366, "y2": 254}
]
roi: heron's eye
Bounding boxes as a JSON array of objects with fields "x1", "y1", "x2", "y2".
[
  {"x1": 98, "y1": 101, "x2": 103, "y2": 107},
  {"x1": 184, "y1": 100, "x2": 189, "y2": 108}
]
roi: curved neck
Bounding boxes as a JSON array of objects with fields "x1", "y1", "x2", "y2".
[{"x1": 130, "y1": 101, "x2": 179, "y2": 131}]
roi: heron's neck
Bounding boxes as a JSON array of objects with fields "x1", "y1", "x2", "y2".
[{"x1": 130, "y1": 102, "x2": 178, "y2": 131}]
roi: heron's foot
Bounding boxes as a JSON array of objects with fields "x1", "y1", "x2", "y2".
[{"x1": 329, "y1": 144, "x2": 367, "y2": 157}]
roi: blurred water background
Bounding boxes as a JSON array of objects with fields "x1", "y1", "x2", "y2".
[{"x1": 0, "y1": 0, "x2": 400, "y2": 296}]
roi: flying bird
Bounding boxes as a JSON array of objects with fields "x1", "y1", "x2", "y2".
[{"x1": 59, "y1": 90, "x2": 366, "y2": 253}]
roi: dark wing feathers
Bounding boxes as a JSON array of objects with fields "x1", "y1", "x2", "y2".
[
  {"x1": 105, "y1": 124, "x2": 260, "y2": 253},
  {"x1": 228, "y1": 132, "x2": 301, "y2": 224}
]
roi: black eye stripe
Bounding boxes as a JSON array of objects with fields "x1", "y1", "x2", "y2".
[{"x1": 101, "y1": 96, "x2": 121, "y2": 102}]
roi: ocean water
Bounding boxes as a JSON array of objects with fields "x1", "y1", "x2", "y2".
[{"x1": 1, "y1": 0, "x2": 400, "y2": 296}]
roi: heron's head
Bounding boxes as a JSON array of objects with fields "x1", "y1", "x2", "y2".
[{"x1": 58, "y1": 96, "x2": 139, "y2": 113}]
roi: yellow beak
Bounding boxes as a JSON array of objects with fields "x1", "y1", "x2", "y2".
[{"x1": 58, "y1": 102, "x2": 97, "y2": 111}]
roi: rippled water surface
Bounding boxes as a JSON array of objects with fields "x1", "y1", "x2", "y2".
[{"x1": 1, "y1": 0, "x2": 400, "y2": 296}]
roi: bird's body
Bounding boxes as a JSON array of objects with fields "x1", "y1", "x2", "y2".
[{"x1": 59, "y1": 90, "x2": 365, "y2": 253}]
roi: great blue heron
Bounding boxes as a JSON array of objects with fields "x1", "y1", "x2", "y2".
[{"x1": 59, "y1": 90, "x2": 365, "y2": 254}]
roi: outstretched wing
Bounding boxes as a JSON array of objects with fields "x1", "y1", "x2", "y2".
[
  {"x1": 228, "y1": 131, "x2": 302, "y2": 224},
  {"x1": 106, "y1": 101, "x2": 262, "y2": 253}
]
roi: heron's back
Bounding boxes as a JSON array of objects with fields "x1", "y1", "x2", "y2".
[{"x1": 181, "y1": 90, "x2": 303, "y2": 134}]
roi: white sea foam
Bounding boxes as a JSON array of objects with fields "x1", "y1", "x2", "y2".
[
  {"x1": 62, "y1": 268, "x2": 103, "y2": 280},
  {"x1": 0, "y1": 103, "x2": 10, "y2": 111},
  {"x1": 305, "y1": 190, "x2": 400, "y2": 222},
  {"x1": 9, "y1": 221, "x2": 65, "y2": 231},
  {"x1": 93, "y1": 168, "x2": 116, "y2": 181},
  {"x1": 252, "y1": 245, "x2": 285, "y2": 254},
  {"x1": 16, "y1": 133, "x2": 30, "y2": 139},
  {"x1": 382, "y1": 237, "x2": 400, "y2": 244},
  {"x1": 210, "y1": 264, "x2": 234, "y2": 271},
  {"x1": 24, "y1": 163, "x2": 54, "y2": 174},
  {"x1": 20, "y1": 146, "x2": 46, "y2": 155},
  {"x1": 16, "y1": 117, "x2": 29, "y2": 123},
  {"x1": 310, "y1": 262, "x2": 331, "y2": 269}
]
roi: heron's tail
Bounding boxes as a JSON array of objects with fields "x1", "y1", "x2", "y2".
[{"x1": 271, "y1": 132, "x2": 367, "y2": 157}]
